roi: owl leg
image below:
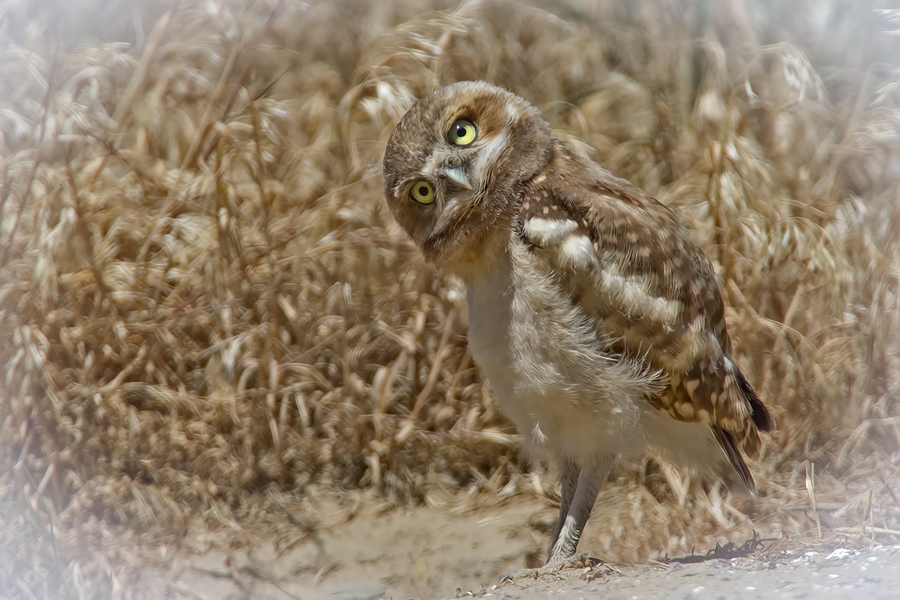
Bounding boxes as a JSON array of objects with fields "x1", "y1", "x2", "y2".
[
  {"x1": 501, "y1": 457, "x2": 612, "y2": 584},
  {"x1": 546, "y1": 456, "x2": 612, "y2": 564},
  {"x1": 548, "y1": 459, "x2": 580, "y2": 554}
]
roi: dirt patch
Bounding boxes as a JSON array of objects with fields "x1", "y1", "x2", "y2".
[
  {"x1": 145, "y1": 495, "x2": 547, "y2": 598},
  {"x1": 133, "y1": 496, "x2": 898, "y2": 599}
]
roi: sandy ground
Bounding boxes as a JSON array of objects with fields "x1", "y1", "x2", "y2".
[
  {"x1": 141, "y1": 496, "x2": 900, "y2": 600},
  {"x1": 162, "y1": 497, "x2": 546, "y2": 599},
  {"x1": 488, "y1": 549, "x2": 900, "y2": 600}
]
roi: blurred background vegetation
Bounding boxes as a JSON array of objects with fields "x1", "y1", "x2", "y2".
[{"x1": 1, "y1": 0, "x2": 898, "y2": 596}]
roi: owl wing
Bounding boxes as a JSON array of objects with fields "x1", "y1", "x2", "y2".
[{"x1": 518, "y1": 143, "x2": 774, "y2": 467}]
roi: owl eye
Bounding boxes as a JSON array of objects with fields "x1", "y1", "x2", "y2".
[
  {"x1": 410, "y1": 181, "x2": 435, "y2": 204},
  {"x1": 448, "y1": 118, "x2": 477, "y2": 146}
]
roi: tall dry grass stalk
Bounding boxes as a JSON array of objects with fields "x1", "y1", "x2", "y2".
[{"x1": 1, "y1": 0, "x2": 898, "y2": 596}]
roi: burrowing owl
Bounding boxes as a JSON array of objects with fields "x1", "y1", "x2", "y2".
[{"x1": 382, "y1": 81, "x2": 774, "y2": 577}]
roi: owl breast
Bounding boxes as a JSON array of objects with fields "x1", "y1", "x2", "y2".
[{"x1": 465, "y1": 233, "x2": 660, "y2": 463}]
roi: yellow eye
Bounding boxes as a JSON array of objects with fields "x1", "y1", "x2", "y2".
[
  {"x1": 410, "y1": 181, "x2": 435, "y2": 204},
  {"x1": 448, "y1": 118, "x2": 477, "y2": 146}
]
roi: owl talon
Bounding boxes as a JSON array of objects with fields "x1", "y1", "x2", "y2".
[{"x1": 500, "y1": 554, "x2": 606, "y2": 584}]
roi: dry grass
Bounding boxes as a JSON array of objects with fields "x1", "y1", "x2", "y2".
[{"x1": 1, "y1": 0, "x2": 899, "y2": 596}]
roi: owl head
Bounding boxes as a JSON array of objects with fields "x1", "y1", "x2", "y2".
[{"x1": 383, "y1": 81, "x2": 553, "y2": 270}]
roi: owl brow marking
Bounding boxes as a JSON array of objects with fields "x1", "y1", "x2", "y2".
[
  {"x1": 506, "y1": 102, "x2": 519, "y2": 122},
  {"x1": 471, "y1": 130, "x2": 508, "y2": 184}
]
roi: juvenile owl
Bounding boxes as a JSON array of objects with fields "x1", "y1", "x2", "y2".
[{"x1": 382, "y1": 81, "x2": 774, "y2": 578}]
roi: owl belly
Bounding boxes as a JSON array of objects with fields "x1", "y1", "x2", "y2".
[{"x1": 465, "y1": 247, "x2": 656, "y2": 464}]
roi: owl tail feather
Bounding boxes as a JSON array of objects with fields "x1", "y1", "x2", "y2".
[
  {"x1": 713, "y1": 426, "x2": 755, "y2": 497},
  {"x1": 734, "y1": 366, "x2": 775, "y2": 433}
]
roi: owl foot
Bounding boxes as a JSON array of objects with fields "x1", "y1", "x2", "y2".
[{"x1": 499, "y1": 554, "x2": 607, "y2": 583}]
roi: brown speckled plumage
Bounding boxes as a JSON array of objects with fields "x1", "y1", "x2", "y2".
[{"x1": 518, "y1": 141, "x2": 774, "y2": 462}]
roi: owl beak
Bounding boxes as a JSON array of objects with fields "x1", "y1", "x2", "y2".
[{"x1": 442, "y1": 167, "x2": 473, "y2": 190}]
